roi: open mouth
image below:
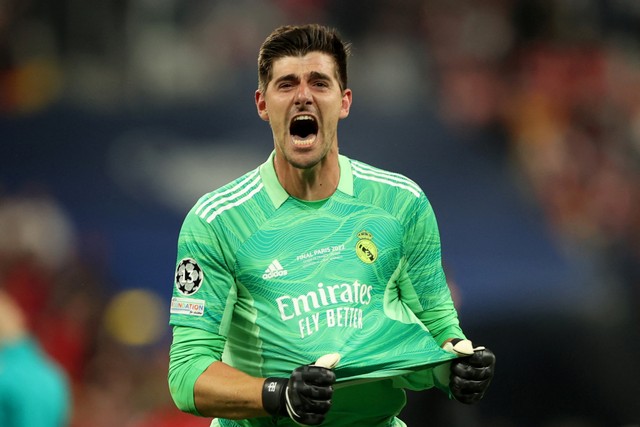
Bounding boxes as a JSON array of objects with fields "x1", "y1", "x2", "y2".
[{"x1": 289, "y1": 115, "x2": 318, "y2": 146}]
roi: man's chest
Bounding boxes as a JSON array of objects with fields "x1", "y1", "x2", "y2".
[{"x1": 234, "y1": 200, "x2": 405, "y2": 296}]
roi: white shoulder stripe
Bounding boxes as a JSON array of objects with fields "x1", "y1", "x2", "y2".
[
  {"x1": 205, "y1": 182, "x2": 264, "y2": 223},
  {"x1": 351, "y1": 161, "x2": 421, "y2": 191},
  {"x1": 351, "y1": 162, "x2": 421, "y2": 197},
  {"x1": 198, "y1": 174, "x2": 262, "y2": 218},
  {"x1": 195, "y1": 169, "x2": 260, "y2": 216},
  {"x1": 353, "y1": 170, "x2": 421, "y2": 197}
]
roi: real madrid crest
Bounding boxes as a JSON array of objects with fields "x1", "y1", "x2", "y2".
[{"x1": 355, "y1": 230, "x2": 378, "y2": 264}]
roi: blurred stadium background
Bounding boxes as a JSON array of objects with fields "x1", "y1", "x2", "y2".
[{"x1": 1, "y1": 1, "x2": 639, "y2": 426}]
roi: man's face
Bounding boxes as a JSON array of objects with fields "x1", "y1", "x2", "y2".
[{"x1": 255, "y1": 52, "x2": 352, "y2": 170}]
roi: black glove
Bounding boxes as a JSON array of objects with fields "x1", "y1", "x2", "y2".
[
  {"x1": 262, "y1": 354, "x2": 339, "y2": 425},
  {"x1": 449, "y1": 342, "x2": 496, "y2": 404}
]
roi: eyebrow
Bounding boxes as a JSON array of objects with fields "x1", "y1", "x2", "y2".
[
  {"x1": 308, "y1": 71, "x2": 333, "y2": 82},
  {"x1": 272, "y1": 71, "x2": 334, "y2": 86}
]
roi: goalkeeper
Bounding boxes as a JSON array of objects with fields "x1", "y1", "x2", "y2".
[{"x1": 168, "y1": 24, "x2": 495, "y2": 426}]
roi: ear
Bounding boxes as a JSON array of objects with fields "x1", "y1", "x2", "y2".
[
  {"x1": 255, "y1": 90, "x2": 269, "y2": 121},
  {"x1": 339, "y1": 88, "x2": 352, "y2": 119}
]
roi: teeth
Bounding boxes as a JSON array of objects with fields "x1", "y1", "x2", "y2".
[
  {"x1": 293, "y1": 135, "x2": 316, "y2": 146},
  {"x1": 293, "y1": 115, "x2": 315, "y2": 122}
]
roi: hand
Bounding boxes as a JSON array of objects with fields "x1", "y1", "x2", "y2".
[
  {"x1": 448, "y1": 341, "x2": 495, "y2": 404},
  {"x1": 263, "y1": 353, "x2": 340, "y2": 425}
]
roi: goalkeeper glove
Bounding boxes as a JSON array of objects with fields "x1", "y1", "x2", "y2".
[
  {"x1": 445, "y1": 339, "x2": 496, "y2": 404},
  {"x1": 262, "y1": 353, "x2": 340, "y2": 426}
]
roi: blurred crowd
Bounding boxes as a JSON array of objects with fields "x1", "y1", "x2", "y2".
[
  {"x1": 420, "y1": 1, "x2": 640, "y2": 332},
  {"x1": 0, "y1": 192, "x2": 209, "y2": 427},
  {"x1": 1, "y1": 0, "x2": 639, "y2": 426}
]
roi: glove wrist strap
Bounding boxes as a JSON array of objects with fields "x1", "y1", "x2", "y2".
[{"x1": 262, "y1": 377, "x2": 288, "y2": 417}]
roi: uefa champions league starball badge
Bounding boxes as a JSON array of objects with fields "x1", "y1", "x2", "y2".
[{"x1": 175, "y1": 258, "x2": 204, "y2": 295}]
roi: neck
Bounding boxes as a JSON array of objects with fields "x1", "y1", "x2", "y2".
[{"x1": 274, "y1": 152, "x2": 340, "y2": 201}]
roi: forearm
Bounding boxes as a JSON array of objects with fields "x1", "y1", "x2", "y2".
[
  {"x1": 193, "y1": 360, "x2": 267, "y2": 419},
  {"x1": 416, "y1": 297, "x2": 465, "y2": 345},
  {"x1": 169, "y1": 325, "x2": 268, "y2": 419}
]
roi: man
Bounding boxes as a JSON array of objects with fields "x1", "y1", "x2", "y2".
[
  {"x1": 168, "y1": 24, "x2": 495, "y2": 426},
  {"x1": 0, "y1": 290, "x2": 71, "y2": 427}
]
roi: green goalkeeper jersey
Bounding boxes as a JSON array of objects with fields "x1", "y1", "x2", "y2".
[{"x1": 169, "y1": 152, "x2": 464, "y2": 426}]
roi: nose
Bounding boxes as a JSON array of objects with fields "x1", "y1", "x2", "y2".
[{"x1": 294, "y1": 82, "x2": 312, "y2": 106}]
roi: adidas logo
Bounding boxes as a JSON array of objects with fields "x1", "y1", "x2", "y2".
[{"x1": 262, "y1": 259, "x2": 288, "y2": 279}]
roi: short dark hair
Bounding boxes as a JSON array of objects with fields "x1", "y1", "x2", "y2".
[{"x1": 257, "y1": 24, "x2": 351, "y2": 93}]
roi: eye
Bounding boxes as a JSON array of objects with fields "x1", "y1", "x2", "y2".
[{"x1": 312, "y1": 80, "x2": 329, "y2": 88}]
